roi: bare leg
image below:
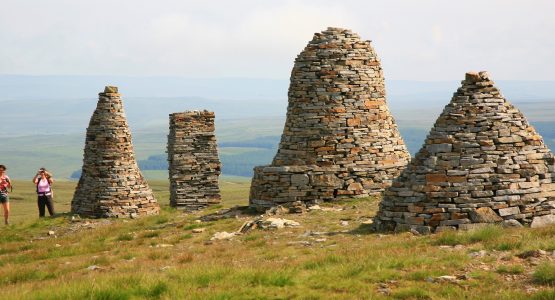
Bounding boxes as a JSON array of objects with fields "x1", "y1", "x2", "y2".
[{"x1": 2, "y1": 202, "x2": 9, "y2": 225}]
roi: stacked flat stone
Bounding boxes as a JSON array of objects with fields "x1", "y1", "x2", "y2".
[
  {"x1": 249, "y1": 27, "x2": 411, "y2": 210},
  {"x1": 168, "y1": 111, "x2": 221, "y2": 210},
  {"x1": 375, "y1": 71, "x2": 555, "y2": 233},
  {"x1": 71, "y1": 86, "x2": 159, "y2": 218}
]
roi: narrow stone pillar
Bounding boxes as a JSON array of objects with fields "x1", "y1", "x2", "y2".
[{"x1": 167, "y1": 110, "x2": 221, "y2": 210}]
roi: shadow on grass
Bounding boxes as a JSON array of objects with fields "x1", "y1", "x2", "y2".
[
  {"x1": 349, "y1": 223, "x2": 376, "y2": 235},
  {"x1": 297, "y1": 223, "x2": 378, "y2": 238},
  {"x1": 200, "y1": 205, "x2": 259, "y2": 222},
  {"x1": 50, "y1": 212, "x2": 73, "y2": 219}
]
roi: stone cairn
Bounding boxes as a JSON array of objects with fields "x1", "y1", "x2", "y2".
[
  {"x1": 71, "y1": 86, "x2": 159, "y2": 218},
  {"x1": 167, "y1": 110, "x2": 221, "y2": 210},
  {"x1": 249, "y1": 27, "x2": 411, "y2": 211},
  {"x1": 374, "y1": 71, "x2": 555, "y2": 233}
]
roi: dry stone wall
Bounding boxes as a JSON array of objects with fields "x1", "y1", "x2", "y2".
[
  {"x1": 167, "y1": 111, "x2": 221, "y2": 210},
  {"x1": 249, "y1": 27, "x2": 411, "y2": 210},
  {"x1": 374, "y1": 72, "x2": 555, "y2": 233},
  {"x1": 71, "y1": 86, "x2": 159, "y2": 218}
]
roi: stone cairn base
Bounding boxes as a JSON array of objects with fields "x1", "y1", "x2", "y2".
[
  {"x1": 250, "y1": 163, "x2": 406, "y2": 210},
  {"x1": 71, "y1": 86, "x2": 159, "y2": 218},
  {"x1": 374, "y1": 72, "x2": 555, "y2": 233},
  {"x1": 249, "y1": 27, "x2": 410, "y2": 211},
  {"x1": 167, "y1": 111, "x2": 221, "y2": 210}
]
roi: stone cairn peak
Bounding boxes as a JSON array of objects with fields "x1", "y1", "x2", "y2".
[
  {"x1": 249, "y1": 27, "x2": 411, "y2": 210},
  {"x1": 71, "y1": 86, "x2": 160, "y2": 218},
  {"x1": 167, "y1": 110, "x2": 221, "y2": 210},
  {"x1": 374, "y1": 71, "x2": 555, "y2": 233}
]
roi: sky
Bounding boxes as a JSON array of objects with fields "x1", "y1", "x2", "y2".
[{"x1": 1, "y1": 0, "x2": 554, "y2": 80}]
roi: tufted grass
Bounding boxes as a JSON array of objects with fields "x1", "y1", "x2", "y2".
[
  {"x1": 532, "y1": 289, "x2": 555, "y2": 300},
  {"x1": 434, "y1": 225, "x2": 504, "y2": 246},
  {"x1": 391, "y1": 287, "x2": 432, "y2": 300},
  {"x1": 0, "y1": 179, "x2": 554, "y2": 299},
  {"x1": 533, "y1": 263, "x2": 555, "y2": 285},
  {"x1": 497, "y1": 265, "x2": 525, "y2": 275}
]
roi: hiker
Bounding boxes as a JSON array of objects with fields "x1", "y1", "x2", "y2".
[
  {"x1": 0, "y1": 165, "x2": 12, "y2": 225},
  {"x1": 33, "y1": 168, "x2": 55, "y2": 217}
]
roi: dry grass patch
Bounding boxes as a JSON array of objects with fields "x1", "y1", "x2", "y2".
[
  {"x1": 533, "y1": 263, "x2": 555, "y2": 285},
  {"x1": 1, "y1": 180, "x2": 555, "y2": 299}
]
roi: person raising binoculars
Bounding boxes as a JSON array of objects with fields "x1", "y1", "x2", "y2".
[{"x1": 33, "y1": 168, "x2": 56, "y2": 217}]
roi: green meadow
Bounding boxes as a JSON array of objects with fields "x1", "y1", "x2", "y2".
[{"x1": 1, "y1": 179, "x2": 555, "y2": 299}]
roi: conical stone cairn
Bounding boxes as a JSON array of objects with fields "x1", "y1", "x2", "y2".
[
  {"x1": 375, "y1": 71, "x2": 555, "y2": 233},
  {"x1": 71, "y1": 86, "x2": 160, "y2": 218},
  {"x1": 249, "y1": 27, "x2": 411, "y2": 210}
]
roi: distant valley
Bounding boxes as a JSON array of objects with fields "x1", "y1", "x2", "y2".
[{"x1": 0, "y1": 75, "x2": 553, "y2": 179}]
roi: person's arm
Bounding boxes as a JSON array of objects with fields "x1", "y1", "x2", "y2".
[
  {"x1": 6, "y1": 176, "x2": 13, "y2": 192},
  {"x1": 33, "y1": 173, "x2": 40, "y2": 184},
  {"x1": 48, "y1": 177, "x2": 54, "y2": 197}
]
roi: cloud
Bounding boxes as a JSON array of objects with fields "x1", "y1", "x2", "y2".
[{"x1": 0, "y1": 0, "x2": 554, "y2": 80}]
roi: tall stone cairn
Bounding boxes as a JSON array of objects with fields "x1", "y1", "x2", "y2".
[
  {"x1": 374, "y1": 71, "x2": 555, "y2": 233},
  {"x1": 71, "y1": 86, "x2": 159, "y2": 218},
  {"x1": 249, "y1": 27, "x2": 411, "y2": 210},
  {"x1": 167, "y1": 110, "x2": 221, "y2": 210}
]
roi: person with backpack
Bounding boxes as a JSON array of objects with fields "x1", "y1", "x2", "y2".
[
  {"x1": 33, "y1": 168, "x2": 55, "y2": 217},
  {"x1": 0, "y1": 165, "x2": 13, "y2": 225}
]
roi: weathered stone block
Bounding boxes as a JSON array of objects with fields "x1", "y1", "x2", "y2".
[
  {"x1": 471, "y1": 190, "x2": 494, "y2": 197},
  {"x1": 459, "y1": 223, "x2": 489, "y2": 231},
  {"x1": 531, "y1": 215, "x2": 555, "y2": 228},
  {"x1": 426, "y1": 174, "x2": 447, "y2": 183},
  {"x1": 312, "y1": 174, "x2": 341, "y2": 187},
  {"x1": 468, "y1": 207, "x2": 503, "y2": 223},
  {"x1": 291, "y1": 174, "x2": 310, "y2": 186},
  {"x1": 427, "y1": 144, "x2": 453, "y2": 154},
  {"x1": 104, "y1": 86, "x2": 118, "y2": 93},
  {"x1": 498, "y1": 207, "x2": 520, "y2": 217},
  {"x1": 440, "y1": 219, "x2": 470, "y2": 226}
]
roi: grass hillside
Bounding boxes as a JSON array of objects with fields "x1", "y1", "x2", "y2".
[
  {"x1": 3, "y1": 118, "x2": 554, "y2": 180},
  {"x1": 2, "y1": 180, "x2": 555, "y2": 299},
  {"x1": 0, "y1": 117, "x2": 286, "y2": 180}
]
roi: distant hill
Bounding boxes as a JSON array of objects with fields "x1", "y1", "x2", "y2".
[
  {"x1": 0, "y1": 75, "x2": 553, "y2": 179},
  {"x1": 0, "y1": 118, "x2": 285, "y2": 179},
  {"x1": 1, "y1": 75, "x2": 554, "y2": 136},
  {"x1": 0, "y1": 75, "x2": 289, "y2": 136}
]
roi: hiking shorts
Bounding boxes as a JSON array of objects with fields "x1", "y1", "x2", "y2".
[{"x1": 0, "y1": 193, "x2": 8, "y2": 204}]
